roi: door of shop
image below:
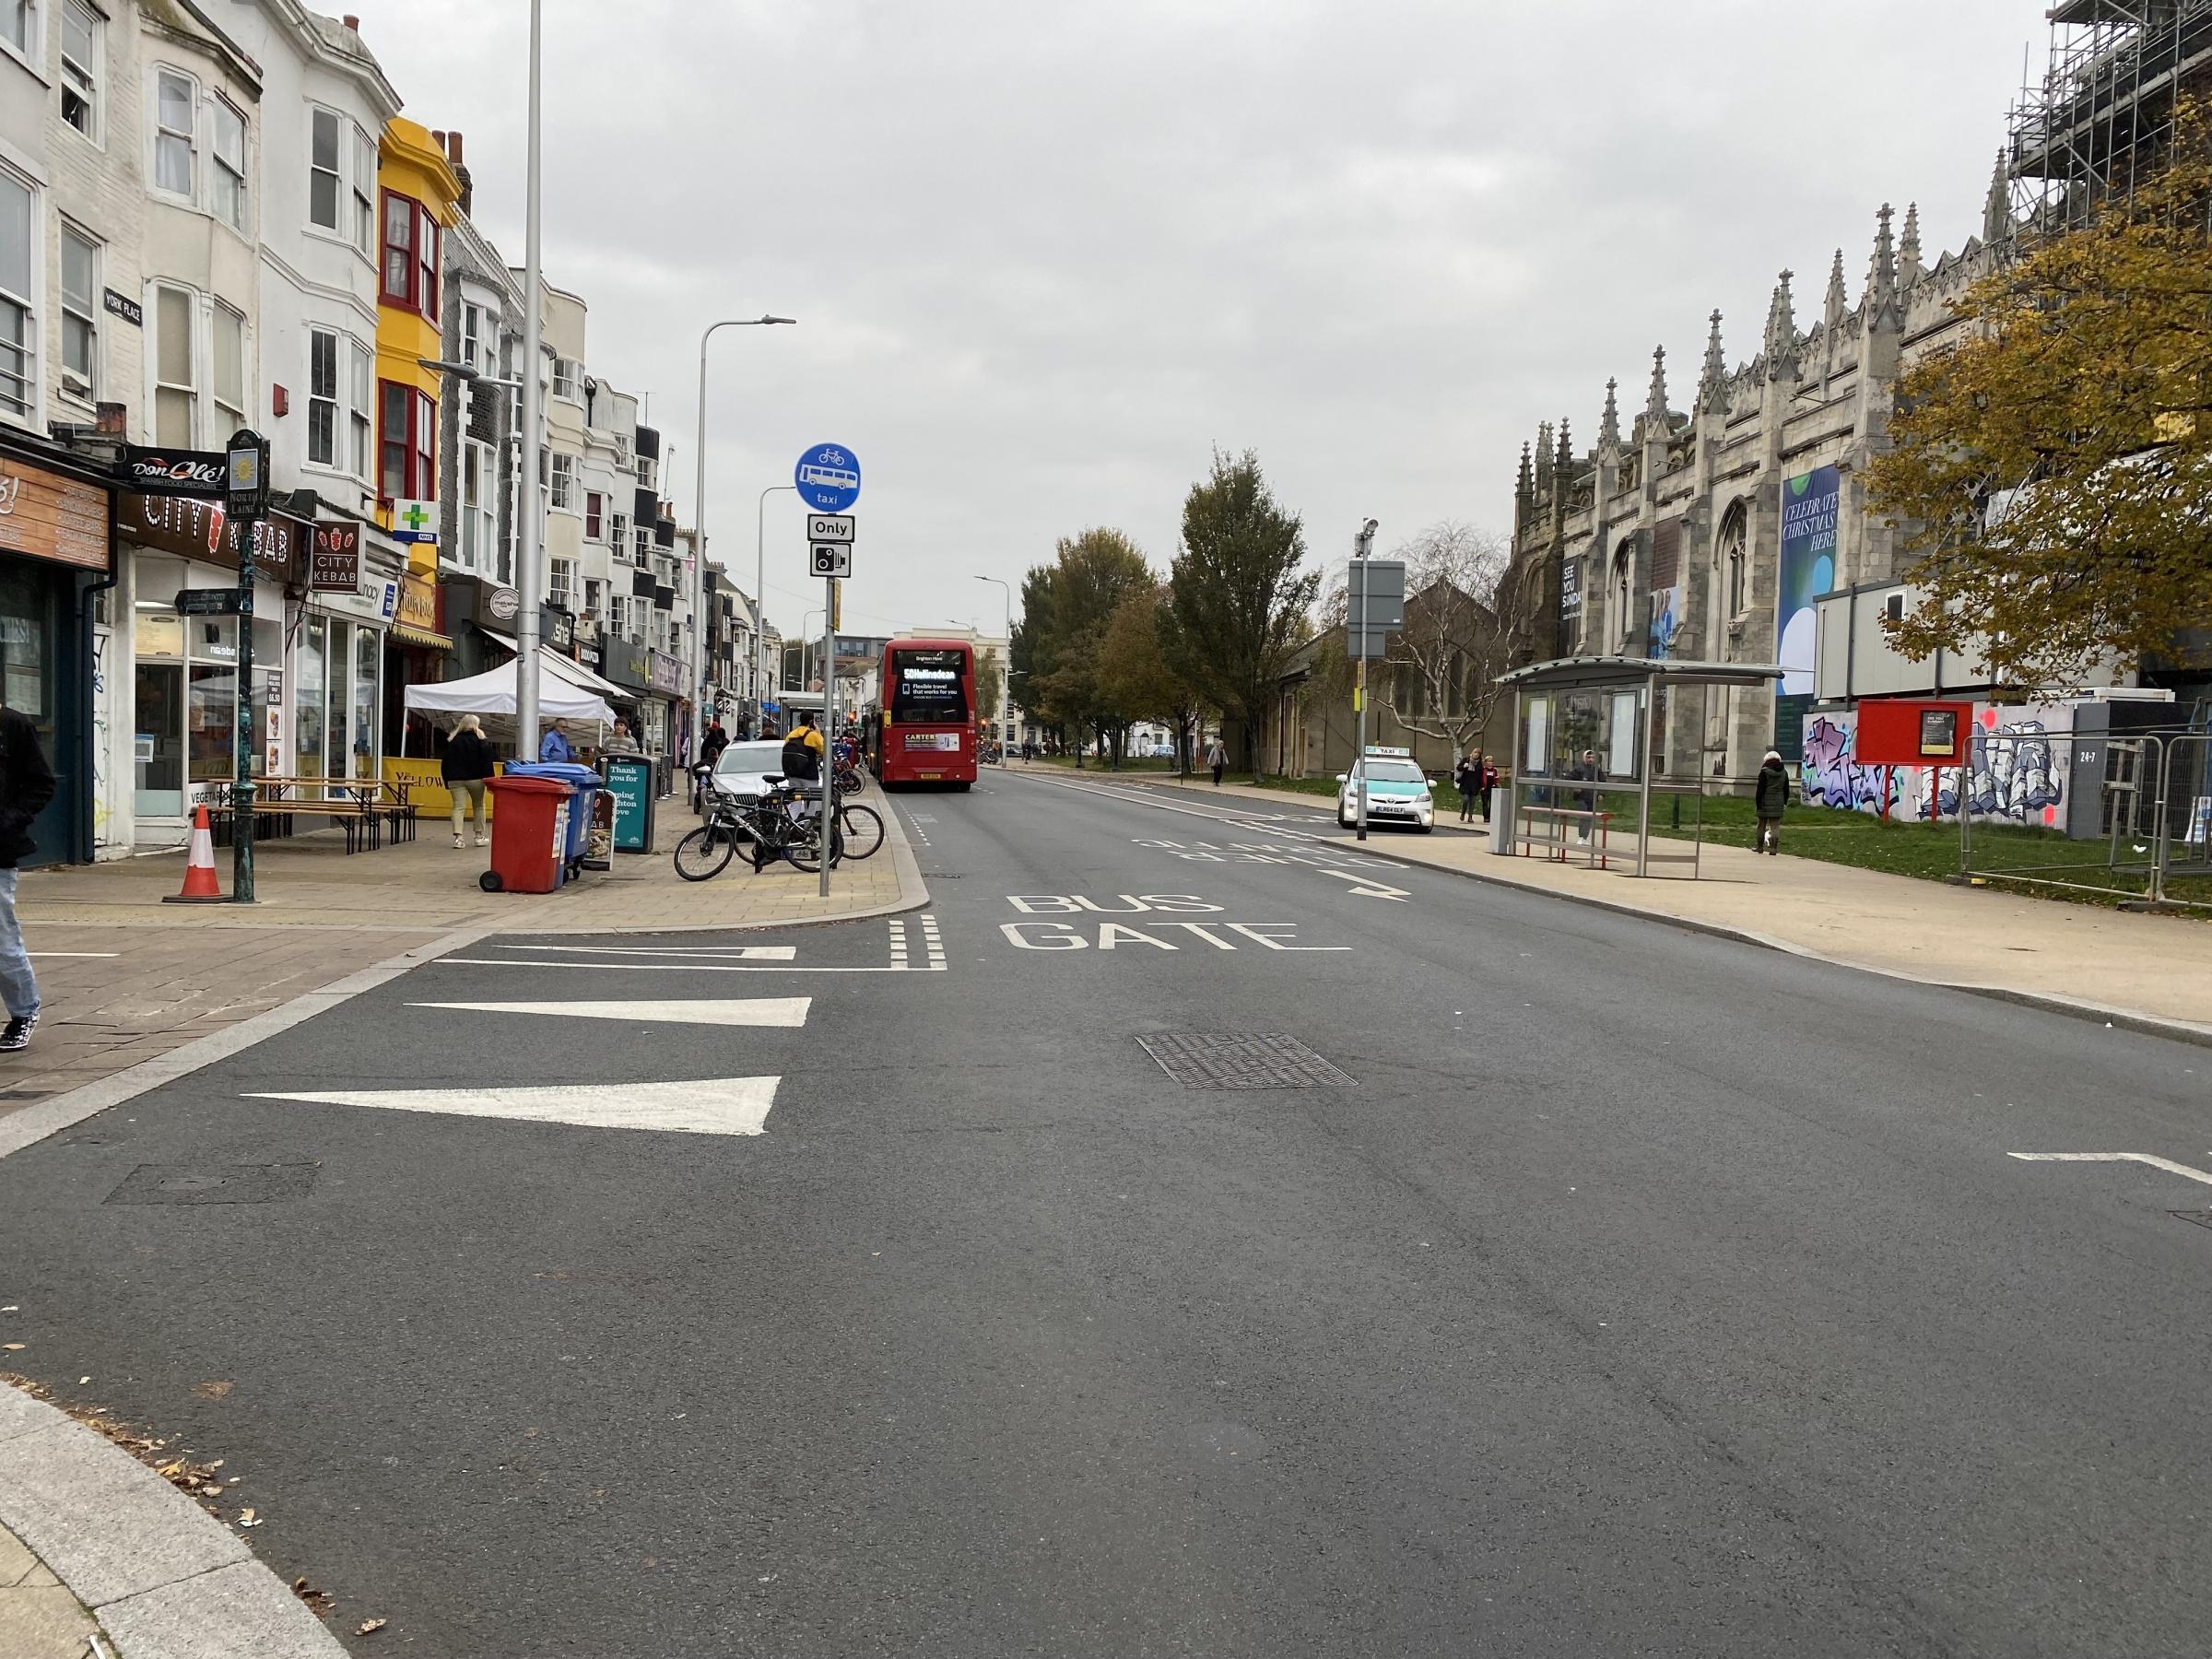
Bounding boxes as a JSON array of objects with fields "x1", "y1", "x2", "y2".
[{"x1": 0, "y1": 558, "x2": 84, "y2": 867}]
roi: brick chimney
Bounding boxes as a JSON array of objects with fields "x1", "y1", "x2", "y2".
[
  {"x1": 342, "y1": 14, "x2": 359, "y2": 29},
  {"x1": 445, "y1": 130, "x2": 472, "y2": 218}
]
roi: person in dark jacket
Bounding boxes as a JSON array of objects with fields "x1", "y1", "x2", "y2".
[
  {"x1": 1479, "y1": 755, "x2": 1499, "y2": 821},
  {"x1": 1453, "y1": 756, "x2": 1479, "y2": 823},
  {"x1": 1754, "y1": 748, "x2": 1791, "y2": 854},
  {"x1": 0, "y1": 705, "x2": 55, "y2": 1052},
  {"x1": 441, "y1": 714, "x2": 497, "y2": 849}
]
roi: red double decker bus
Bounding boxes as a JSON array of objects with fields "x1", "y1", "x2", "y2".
[{"x1": 870, "y1": 638, "x2": 979, "y2": 789}]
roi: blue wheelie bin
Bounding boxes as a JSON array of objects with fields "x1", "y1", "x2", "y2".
[{"x1": 504, "y1": 761, "x2": 603, "y2": 878}]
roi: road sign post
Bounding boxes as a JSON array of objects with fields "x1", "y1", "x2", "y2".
[
  {"x1": 226, "y1": 429, "x2": 270, "y2": 900},
  {"x1": 793, "y1": 447, "x2": 859, "y2": 898}
]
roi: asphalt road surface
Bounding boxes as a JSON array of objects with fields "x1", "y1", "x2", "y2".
[{"x1": 4, "y1": 771, "x2": 2208, "y2": 1656}]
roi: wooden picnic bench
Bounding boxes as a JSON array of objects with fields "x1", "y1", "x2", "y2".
[{"x1": 205, "y1": 776, "x2": 417, "y2": 854}]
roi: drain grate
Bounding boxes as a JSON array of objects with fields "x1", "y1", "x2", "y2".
[
  {"x1": 104, "y1": 1163, "x2": 317, "y2": 1206},
  {"x1": 1136, "y1": 1032, "x2": 1356, "y2": 1089}
]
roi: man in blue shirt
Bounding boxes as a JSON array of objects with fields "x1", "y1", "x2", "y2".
[{"x1": 539, "y1": 724, "x2": 575, "y2": 762}]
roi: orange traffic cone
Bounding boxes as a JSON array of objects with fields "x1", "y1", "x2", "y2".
[{"x1": 161, "y1": 804, "x2": 226, "y2": 903}]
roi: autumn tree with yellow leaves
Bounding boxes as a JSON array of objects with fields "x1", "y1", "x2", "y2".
[{"x1": 1865, "y1": 103, "x2": 2212, "y2": 688}]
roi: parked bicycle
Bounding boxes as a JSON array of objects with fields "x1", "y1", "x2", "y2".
[{"x1": 675, "y1": 767, "x2": 844, "y2": 881}]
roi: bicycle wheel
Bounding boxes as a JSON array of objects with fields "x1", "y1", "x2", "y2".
[
  {"x1": 673, "y1": 822, "x2": 737, "y2": 882},
  {"x1": 837, "y1": 803, "x2": 885, "y2": 860},
  {"x1": 781, "y1": 812, "x2": 843, "y2": 873}
]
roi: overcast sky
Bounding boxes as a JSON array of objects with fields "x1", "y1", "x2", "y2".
[{"x1": 356, "y1": 0, "x2": 2048, "y2": 641}]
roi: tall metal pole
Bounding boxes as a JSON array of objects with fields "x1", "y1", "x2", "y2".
[
  {"x1": 975, "y1": 575, "x2": 1011, "y2": 768},
  {"x1": 693, "y1": 318, "x2": 794, "y2": 745},
  {"x1": 757, "y1": 483, "x2": 795, "y2": 731},
  {"x1": 819, "y1": 581, "x2": 835, "y2": 899},
  {"x1": 514, "y1": 0, "x2": 545, "y2": 756},
  {"x1": 1351, "y1": 518, "x2": 1377, "y2": 841}
]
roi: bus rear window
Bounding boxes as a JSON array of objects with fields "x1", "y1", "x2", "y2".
[{"x1": 890, "y1": 650, "x2": 969, "y2": 724}]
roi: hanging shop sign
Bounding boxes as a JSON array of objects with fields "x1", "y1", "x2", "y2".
[
  {"x1": 0, "y1": 457, "x2": 109, "y2": 571},
  {"x1": 308, "y1": 520, "x2": 362, "y2": 592},
  {"x1": 122, "y1": 446, "x2": 229, "y2": 497}
]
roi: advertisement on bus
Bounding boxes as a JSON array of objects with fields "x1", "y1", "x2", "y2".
[{"x1": 872, "y1": 639, "x2": 979, "y2": 789}]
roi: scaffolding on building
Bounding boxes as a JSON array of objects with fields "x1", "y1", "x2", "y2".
[{"x1": 2007, "y1": 0, "x2": 2212, "y2": 232}]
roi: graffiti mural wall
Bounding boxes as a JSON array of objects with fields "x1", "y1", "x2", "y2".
[{"x1": 1800, "y1": 703, "x2": 2072, "y2": 828}]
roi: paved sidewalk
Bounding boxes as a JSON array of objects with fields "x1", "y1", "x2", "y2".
[
  {"x1": 0, "y1": 1516, "x2": 97, "y2": 1659},
  {"x1": 3, "y1": 790, "x2": 921, "y2": 1128},
  {"x1": 1050, "y1": 768, "x2": 2212, "y2": 1039}
]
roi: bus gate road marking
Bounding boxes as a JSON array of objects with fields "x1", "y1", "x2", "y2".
[
  {"x1": 406, "y1": 997, "x2": 811, "y2": 1027},
  {"x1": 244, "y1": 1077, "x2": 782, "y2": 1136},
  {"x1": 2007, "y1": 1152, "x2": 2212, "y2": 1187}
]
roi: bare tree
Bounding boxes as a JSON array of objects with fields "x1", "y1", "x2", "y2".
[{"x1": 1371, "y1": 521, "x2": 1540, "y2": 760}]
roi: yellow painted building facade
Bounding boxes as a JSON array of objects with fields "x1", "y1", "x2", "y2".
[{"x1": 373, "y1": 117, "x2": 463, "y2": 637}]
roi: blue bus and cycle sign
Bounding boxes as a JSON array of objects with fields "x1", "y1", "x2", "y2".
[{"x1": 794, "y1": 443, "x2": 861, "y2": 513}]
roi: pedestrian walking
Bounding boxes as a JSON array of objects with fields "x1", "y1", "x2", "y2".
[
  {"x1": 1754, "y1": 748, "x2": 1791, "y2": 854},
  {"x1": 0, "y1": 703, "x2": 55, "y2": 1053},
  {"x1": 1453, "y1": 754, "x2": 1479, "y2": 823},
  {"x1": 1573, "y1": 748, "x2": 1599, "y2": 842},
  {"x1": 441, "y1": 714, "x2": 495, "y2": 850},
  {"x1": 1479, "y1": 754, "x2": 1499, "y2": 822},
  {"x1": 1206, "y1": 735, "x2": 1227, "y2": 786},
  {"x1": 605, "y1": 718, "x2": 643, "y2": 756},
  {"x1": 539, "y1": 724, "x2": 575, "y2": 762}
]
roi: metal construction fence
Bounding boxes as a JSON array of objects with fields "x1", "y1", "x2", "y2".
[{"x1": 1959, "y1": 728, "x2": 2212, "y2": 911}]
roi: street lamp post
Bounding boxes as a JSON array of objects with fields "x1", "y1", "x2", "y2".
[
  {"x1": 516, "y1": 0, "x2": 545, "y2": 757},
  {"x1": 973, "y1": 575, "x2": 1012, "y2": 769},
  {"x1": 1351, "y1": 517, "x2": 1378, "y2": 842},
  {"x1": 756, "y1": 483, "x2": 796, "y2": 731},
  {"x1": 691, "y1": 317, "x2": 795, "y2": 747}
]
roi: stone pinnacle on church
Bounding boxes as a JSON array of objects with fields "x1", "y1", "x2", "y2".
[
  {"x1": 1824, "y1": 249, "x2": 1847, "y2": 331},
  {"x1": 1865, "y1": 203, "x2": 1898, "y2": 320},
  {"x1": 1554, "y1": 418, "x2": 1572, "y2": 477},
  {"x1": 1762, "y1": 268, "x2": 1797, "y2": 380},
  {"x1": 1644, "y1": 346, "x2": 1668, "y2": 429},
  {"x1": 1599, "y1": 377, "x2": 1619, "y2": 450},
  {"x1": 1699, "y1": 312, "x2": 1725, "y2": 409},
  {"x1": 1983, "y1": 148, "x2": 2012, "y2": 244},
  {"x1": 1516, "y1": 441, "x2": 1533, "y2": 501},
  {"x1": 1899, "y1": 202, "x2": 1922, "y2": 287},
  {"x1": 1535, "y1": 421, "x2": 1553, "y2": 487}
]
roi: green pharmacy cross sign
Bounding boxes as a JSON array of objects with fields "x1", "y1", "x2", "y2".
[{"x1": 393, "y1": 498, "x2": 439, "y2": 545}]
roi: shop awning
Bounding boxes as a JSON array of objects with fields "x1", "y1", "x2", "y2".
[
  {"x1": 392, "y1": 620, "x2": 452, "y2": 650},
  {"x1": 475, "y1": 628, "x2": 634, "y2": 704}
]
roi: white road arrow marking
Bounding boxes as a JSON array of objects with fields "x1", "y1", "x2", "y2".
[
  {"x1": 1322, "y1": 868, "x2": 1410, "y2": 901},
  {"x1": 2008, "y1": 1152, "x2": 2212, "y2": 1187},
  {"x1": 406, "y1": 997, "x2": 809, "y2": 1027},
  {"x1": 504, "y1": 945, "x2": 797, "y2": 960},
  {"x1": 244, "y1": 1077, "x2": 780, "y2": 1136}
]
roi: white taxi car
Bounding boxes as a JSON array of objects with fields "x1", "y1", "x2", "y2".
[{"x1": 1336, "y1": 747, "x2": 1435, "y2": 832}]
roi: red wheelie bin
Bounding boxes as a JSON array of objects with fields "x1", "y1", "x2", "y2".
[{"x1": 480, "y1": 774, "x2": 574, "y2": 893}]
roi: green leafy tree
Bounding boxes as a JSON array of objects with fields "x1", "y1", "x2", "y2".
[
  {"x1": 1865, "y1": 104, "x2": 2212, "y2": 686},
  {"x1": 1013, "y1": 528, "x2": 1154, "y2": 767},
  {"x1": 1098, "y1": 582, "x2": 1206, "y2": 772},
  {"x1": 1167, "y1": 450, "x2": 1319, "y2": 781}
]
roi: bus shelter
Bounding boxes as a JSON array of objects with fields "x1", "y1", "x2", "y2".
[{"x1": 1496, "y1": 655, "x2": 1783, "y2": 877}]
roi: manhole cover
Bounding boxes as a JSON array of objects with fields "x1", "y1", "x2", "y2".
[
  {"x1": 1136, "y1": 1032, "x2": 1356, "y2": 1089},
  {"x1": 104, "y1": 1164, "x2": 317, "y2": 1206}
]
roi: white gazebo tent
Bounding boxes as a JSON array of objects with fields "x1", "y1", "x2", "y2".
[{"x1": 402, "y1": 655, "x2": 617, "y2": 753}]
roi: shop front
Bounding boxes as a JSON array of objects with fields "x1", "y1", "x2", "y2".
[
  {"x1": 385, "y1": 567, "x2": 453, "y2": 757},
  {"x1": 300, "y1": 520, "x2": 394, "y2": 792},
  {"x1": 118, "y1": 493, "x2": 304, "y2": 844},
  {"x1": 0, "y1": 441, "x2": 110, "y2": 866}
]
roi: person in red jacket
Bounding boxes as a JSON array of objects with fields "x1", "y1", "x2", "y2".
[{"x1": 0, "y1": 704, "x2": 56, "y2": 1052}]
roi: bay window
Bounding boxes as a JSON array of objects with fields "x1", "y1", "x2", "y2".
[
  {"x1": 309, "y1": 108, "x2": 342, "y2": 230},
  {"x1": 60, "y1": 222, "x2": 96, "y2": 400},
  {"x1": 212, "y1": 304, "x2": 245, "y2": 432},
  {"x1": 352, "y1": 127, "x2": 375, "y2": 253},
  {"x1": 379, "y1": 380, "x2": 434, "y2": 501},
  {"x1": 584, "y1": 490, "x2": 604, "y2": 539},
  {"x1": 155, "y1": 69, "x2": 195, "y2": 197},
  {"x1": 348, "y1": 339, "x2": 372, "y2": 476},
  {"x1": 60, "y1": 2, "x2": 98, "y2": 140},
  {"x1": 307, "y1": 327, "x2": 338, "y2": 465},
  {"x1": 210, "y1": 98, "x2": 247, "y2": 233},
  {"x1": 153, "y1": 286, "x2": 196, "y2": 446},
  {"x1": 380, "y1": 191, "x2": 438, "y2": 314},
  {"x1": 0, "y1": 168, "x2": 30, "y2": 419},
  {"x1": 549, "y1": 451, "x2": 575, "y2": 512}
]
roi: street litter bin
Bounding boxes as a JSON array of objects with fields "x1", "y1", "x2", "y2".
[
  {"x1": 481, "y1": 774, "x2": 574, "y2": 893},
  {"x1": 504, "y1": 761, "x2": 602, "y2": 878}
]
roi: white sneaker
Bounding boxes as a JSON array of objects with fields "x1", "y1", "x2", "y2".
[
  {"x1": 453, "y1": 834, "x2": 465, "y2": 849},
  {"x1": 475, "y1": 835, "x2": 490, "y2": 848}
]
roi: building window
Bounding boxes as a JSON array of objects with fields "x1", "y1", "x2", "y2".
[
  {"x1": 462, "y1": 439, "x2": 494, "y2": 570},
  {"x1": 633, "y1": 523, "x2": 651, "y2": 564},
  {"x1": 583, "y1": 489, "x2": 603, "y2": 539},
  {"x1": 307, "y1": 328, "x2": 338, "y2": 465},
  {"x1": 379, "y1": 191, "x2": 438, "y2": 313},
  {"x1": 461, "y1": 302, "x2": 480, "y2": 371},
  {"x1": 548, "y1": 558, "x2": 574, "y2": 609},
  {"x1": 1719, "y1": 503, "x2": 1749, "y2": 618},
  {"x1": 352, "y1": 126, "x2": 375, "y2": 254},
  {"x1": 0, "y1": 167, "x2": 31, "y2": 419},
  {"x1": 155, "y1": 69, "x2": 196, "y2": 198},
  {"x1": 153, "y1": 286, "x2": 196, "y2": 445},
  {"x1": 610, "y1": 512, "x2": 629, "y2": 562},
  {"x1": 59, "y1": 222, "x2": 96, "y2": 399},
  {"x1": 551, "y1": 357, "x2": 579, "y2": 401},
  {"x1": 309, "y1": 108, "x2": 342, "y2": 230},
  {"x1": 0, "y1": 0, "x2": 31, "y2": 61},
  {"x1": 548, "y1": 451, "x2": 575, "y2": 512},
  {"x1": 379, "y1": 379, "x2": 433, "y2": 500},
  {"x1": 59, "y1": 2, "x2": 98, "y2": 140},
  {"x1": 348, "y1": 338, "x2": 371, "y2": 477},
  {"x1": 209, "y1": 99, "x2": 246, "y2": 233},
  {"x1": 1611, "y1": 547, "x2": 1633, "y2": 653},
  {"x1": 212, "y1": 303, "x2": 244, "y2": 431}
]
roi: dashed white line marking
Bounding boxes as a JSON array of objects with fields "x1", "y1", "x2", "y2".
[
  {"x1": 2008, "y1": 1152, "x2": 2212, "y2": 1186},
  {"x1": 408, "y1": 997, "x2": 810, "y2": 1027},
  {"x1": 246, "y1": 1077, "x2": 782, "y2": 1136}
]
